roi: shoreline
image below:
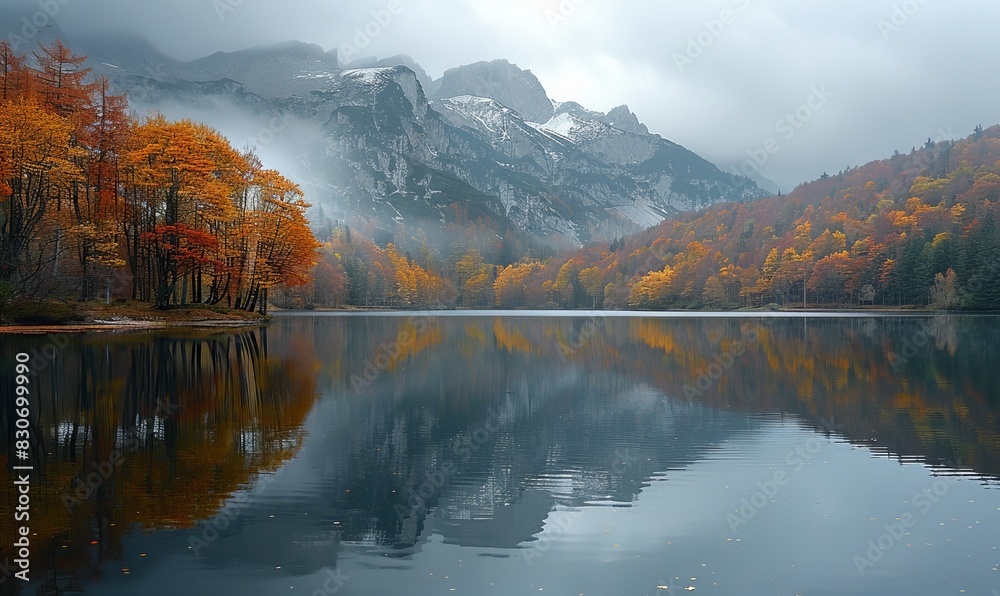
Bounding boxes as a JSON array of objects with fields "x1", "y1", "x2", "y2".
[
  {"x1": 3, "y1": 305, "x2": 994, "y2": 335},
  {"x1": 0, "y1": 302, "x2": 269, "y2": 334},
  {"x1": 0, "y1": 319, "x2": 267, "y2": 334},
  {"x1": 273, "y1": 308, "x2": 991, "y2": 318}
]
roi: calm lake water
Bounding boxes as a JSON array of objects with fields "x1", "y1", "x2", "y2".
[{"x1": 2, "y1": 313, "x2": 1000, "y2": 595}]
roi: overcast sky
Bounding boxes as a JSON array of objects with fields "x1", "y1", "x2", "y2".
[{"x1": 4, "y1": 0, "x2": 995, "y2": 190}]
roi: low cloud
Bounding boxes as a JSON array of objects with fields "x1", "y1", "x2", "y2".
[{"x1": 7, "y1": 0, "x2": 996, "y2": 190}]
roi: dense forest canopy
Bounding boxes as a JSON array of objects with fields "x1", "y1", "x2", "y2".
[{"x1": 596, "y1": 130, "x2": 1000, "y2": 310}]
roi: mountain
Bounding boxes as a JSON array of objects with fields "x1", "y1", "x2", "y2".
[
  {"x1": 82, "y1": 38, "x2": 340, "y2": 99},
  {"x1": 77, "y1": 40, "x2": 767, "y2": 246},
  {"x1": 603, "y1": 104, "x2": 650, "y2": 136},
  {"x1": 720, "y1": 164, "x2": 782, "y2": 195},
  {"x1": 344, "y1": 54, "x2": 435, "y2": 96},
  {"x1": 434, "y1": 94, "x2": 760, "y2": 228},
  {"x1": 431, "y1": 59, "x2": 555, "y2": 123}
]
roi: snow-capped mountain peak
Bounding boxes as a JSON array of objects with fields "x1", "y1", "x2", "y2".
[{"x1": 86, "y1": 39, "x2": 767, "y2": 246}]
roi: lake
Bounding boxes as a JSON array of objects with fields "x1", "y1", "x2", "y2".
[{"x1": 2, "y1": 313, "x2": 999, "y2": 595}]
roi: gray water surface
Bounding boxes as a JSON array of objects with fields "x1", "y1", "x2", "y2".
[{"x1": 4, "y1": 314, "x2": 999, "y2": 595}]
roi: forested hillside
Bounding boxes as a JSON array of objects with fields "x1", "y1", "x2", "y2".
[
  {"x1": 299, "y1": 124, "x2": 1000, "y2": 310},
  {"x1": 591, "y1": 129, "x2": 1000, "y2": 310}
]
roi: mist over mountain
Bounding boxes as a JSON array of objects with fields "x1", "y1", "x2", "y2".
[{"x1": 30, "y1": 23, "x2": 768, "y2": 248}]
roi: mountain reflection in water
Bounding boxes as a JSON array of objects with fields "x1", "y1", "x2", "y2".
[{"x1": 1, "y1": 314, "x2": 998, "y2": 595}]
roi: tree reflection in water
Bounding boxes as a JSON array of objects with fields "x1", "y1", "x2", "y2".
[{"x1": 1, "y1": 314, "x2": 998, "y2": 592}]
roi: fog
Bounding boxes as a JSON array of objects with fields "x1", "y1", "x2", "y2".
[{"x1": 4, "y1": 0, "x2": 996, "y2": 190}]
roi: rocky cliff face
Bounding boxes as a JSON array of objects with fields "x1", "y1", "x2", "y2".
[
  {"x1": 82, "y1": 39, "x2": 767, "y2": 246},
  {"x1": 432, "y1": 59, "x2": 556, "y2": 124}
]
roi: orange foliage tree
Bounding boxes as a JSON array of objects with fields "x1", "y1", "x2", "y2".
[{"x1": 0, "y1": 40, "x2": 318, "y2": 313}]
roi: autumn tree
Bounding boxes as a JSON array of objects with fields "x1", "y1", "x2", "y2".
[
  {"x1": 629, "y1": 265, "x2": 676, "y2": 309},
  {"x1": 0, "y1": 98, "x2": 82, "y2": 292},
  {"x1": 241, "y1": 170, "x2": 318, "y2": 313},
  {"x1": 0, "y1": 41, "x2": 324, "y2": 313},
  {"x1": 0, "y1": 42, "x2": 29, "y2": 102},
  {"x1": 31, "y1": 40, "x2": 95, "y2": 121},
  {"x1": 494, "y1": 260, "x2": 543, "y2": 308},
  {"x1": 122, "y1": 116, "x2": 239, "y2": 306},
  {"x1": 702, "y1": 275, "x2": 727, "y2": 309},
  {"x1": 553, "y1": 259, "x2": 582, "y2": 307},
  {"x1": 578, "y1": 266, "x2": 603, "y2": 308},
  {"x1": 807, "y1": 251, "x2": 851, "y2": 304},
  {"x1": 929, "y1": 268, "x2": 959, "y2": 309}
]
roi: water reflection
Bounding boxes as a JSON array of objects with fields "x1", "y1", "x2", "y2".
[
  {"x1": 0, "y1": 327, "x2": 318, "y2": 593},
  {"x1": 1, "y1": 314, "x2": 998, "y2": 595},
  {"x1": 301, "y1": 314, "x2": 999, "y2": 481}
]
